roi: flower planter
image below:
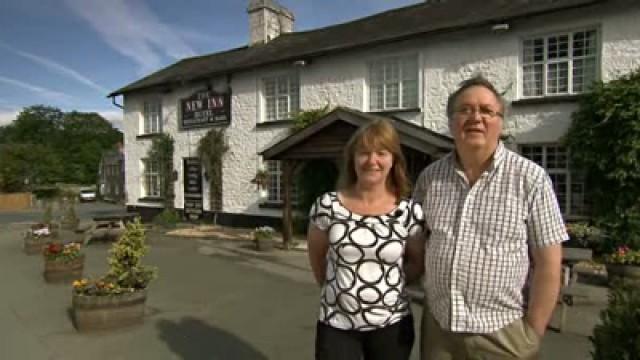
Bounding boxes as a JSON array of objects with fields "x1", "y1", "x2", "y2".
[
  {"x1": 43, "y1": 254, "x2": 84, "y2": 283},
  {"x1": 24, "y1": 233, "x2": 51, "y2": 255},
  {"x1": 606, "y1": 264, "x2": 640, "y2": 287},
  {"x1": 72, "y1": 289, "x2": 147, "y2": 331},
  {"x1": 255, "y1": 236, "x2": 275, "y2": 252}
]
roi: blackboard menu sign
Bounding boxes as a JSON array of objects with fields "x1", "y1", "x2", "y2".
[
  {"x1": 183, "y1": 158, "x2": 203, "y2": 220},
  {"x1": 180, "y1": 90, "x2": 230, "y2": 129}
]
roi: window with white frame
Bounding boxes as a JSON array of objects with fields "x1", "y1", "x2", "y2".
[
  {"x1": 143, "y1": 100, "x2": 162, "y2": 134},
  {"x1": 522, "y1": 29, "x2": 598, "y2": 97},
  {"x1": 520, "y1": 145, "x2": 587, "y2": 217},
  {"x1": 369, "y1": 55, "x2": 419, "y2": 111},
  {"x1": 141, "y1": 159, "x2": 162, "y2": 198},
  {"x1": 263, "y1": 74, "x2": 300, "y2": 122},
  {"x1": 266, "y1": 160, "x2": 298, "y2": 203}
]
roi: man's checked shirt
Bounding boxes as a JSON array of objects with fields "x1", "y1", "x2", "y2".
[{"x1": 413, "y1": 142, "x2": 568, "y2": 333}]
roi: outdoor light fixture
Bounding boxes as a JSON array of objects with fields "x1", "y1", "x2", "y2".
[
  {"x1": 491, "y1": 23, "x2": 510, "y2": 32},
  {"x1": 293, "y1": 59, "x2": 309, "y2": 67}
]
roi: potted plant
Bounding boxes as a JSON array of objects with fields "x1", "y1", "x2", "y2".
[
  {"x1": 24, "y1": 222, "x2": 58, "y2": 255},
  {"x1": 604, "y1": 245, "x2": 640, "y2": 287},
  {"x1": 43, "y1": 242, "x2": 84, "y2": 283},
  {"x1": 71, "y1": 217, "x2": 157, "y2": 331},
  {"x1": 590, "y1": 283, "x2": 640, "y2": 359},
  {"x1": 253, "y1": 226, "x2": 275, "y2": 251}
]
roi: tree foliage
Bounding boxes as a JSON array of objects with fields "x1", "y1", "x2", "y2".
[
  {"x1": 0, "y1": 105, "x2": 122, "y2": 191},
  {"x1": 590, "y1": 283, "x2": 640, "y2": 360},
  {"x1": 106, "y1": 217, "x2": 157, "y2": 290},
  {"x1": 565, "y1": 68, "x2": 640, "y2": 252}
]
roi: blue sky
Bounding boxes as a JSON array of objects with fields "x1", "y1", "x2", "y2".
[{"x1": 0, "y1": 0, "x2": 421, "y2": 129}]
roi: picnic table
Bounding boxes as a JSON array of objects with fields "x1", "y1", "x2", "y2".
[
  {"x1": 558, "y1": 247, "x2": 593, "y2": 333},
  {"x1": 83, "y1": 212, "x2": 139, "y2": 244}
]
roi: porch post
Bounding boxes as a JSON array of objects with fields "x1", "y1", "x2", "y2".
[{"x1": 281, "y1": 160, "x2": 296, "y2": 249}]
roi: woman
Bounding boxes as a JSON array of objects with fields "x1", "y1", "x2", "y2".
[{"x1": 308, "y1": 119, "x2": 425, "y2": 360}]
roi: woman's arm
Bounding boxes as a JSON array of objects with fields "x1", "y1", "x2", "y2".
[{"x1": 307, "y1": 224, "x2": 330, "y2": 286}]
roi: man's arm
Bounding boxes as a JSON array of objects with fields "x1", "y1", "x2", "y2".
[
  {"x1": 404, "y1": 233, "x2": 425, "y2": 284},
  {"x1": 526, "y1": 243, "x2": 563, "y2": 337},
  {"x1": 307, "y1": 224, "x2": 329, "y2": 286}
]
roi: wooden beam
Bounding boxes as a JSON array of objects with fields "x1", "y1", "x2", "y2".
[{"x1": 281, "y1": 160, "x2": 295, "y2": 249}]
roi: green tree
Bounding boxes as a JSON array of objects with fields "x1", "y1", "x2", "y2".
[
  {"x1": 565, "y1": 67, "x2": 640, "y2": 252},
  {"x1": 0, "y1": 106, "x2": 122, "y2": 188},
  {"x1": 0, "y1": 143, "x2": 63, "y2": 192}
]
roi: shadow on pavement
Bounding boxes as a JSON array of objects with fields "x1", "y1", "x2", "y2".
[{"x1": 157, "y1": 317, "x2": 268, "y2": 360}]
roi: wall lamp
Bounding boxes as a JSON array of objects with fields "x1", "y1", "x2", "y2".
[{"x1": 491, "y1": 23, "x2": 510, "y2": 33}]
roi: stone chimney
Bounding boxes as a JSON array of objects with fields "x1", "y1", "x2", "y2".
[{"x1": 247, "y1": 0, "x2": 294, "y2": 46}]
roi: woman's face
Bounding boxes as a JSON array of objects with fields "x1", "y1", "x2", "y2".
[{"x1": 354, "y1": 147, "x2": 394, "y2": 187}]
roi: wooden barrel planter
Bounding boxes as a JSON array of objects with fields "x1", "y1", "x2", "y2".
[
  {"x1": 607, "y1": 264, "x2": 640, "y2": 287},
  {"x1": 72, "y1": 289, "x2": 147, "y2": 331},
  {"x1": 24, "y1": 233, "x2": 51, "y2": 255},
  {"x1": 43, "y1": 254, "x2": 84, "y2": 283},
  {"x1": 255, "y1": 236, "x2": 275, "y2": 251}
]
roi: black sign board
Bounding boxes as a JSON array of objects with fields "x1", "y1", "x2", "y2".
[
  {"x1": 183, "y1": 158, "x2": 203, "y2": 220},
  {"x1": 180, "y1": 90, "x2": 231, "y2": 129}
]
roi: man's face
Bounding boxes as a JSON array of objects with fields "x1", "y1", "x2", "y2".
[{"x1": 449, "y1": 85, "x2": 503, "y2": 152}]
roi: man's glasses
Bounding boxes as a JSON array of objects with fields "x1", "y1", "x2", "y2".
[{"x1": 454, "y1": 105, "x2": 503, "y2": 119}]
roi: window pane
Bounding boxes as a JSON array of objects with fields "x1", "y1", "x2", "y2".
[
  {"x1": 523, "y1": 64, "x2": 543, "y2": 96},
  {"x1": 570, "y1": 172, "x2": 587, "y2": 215},
  {"x1": 402, "y1": 79, "x2": 418, "y2": 108},
  {"x1": 523, "y1": 38, "x2": 544, "y2": 63},
  {"x1": 370, "y1": 84, "x2": 383, "y2": 111},
  {"x1": 547, "y1": 62, "x2": 569, "y2": 94},
  {"x1": 264, "y1": 79, "x2": 275, "y2": 97},
  {"x1": 277, "y1": 96, "x2": 289, "y2": 119},
  {"x1": 385, "y1": 83, "x2": 399, "y2": 108},
  {"x1": 385, "y1": 61, "x2": 399, "y2": 82},
  {"x1": 266, "y1": 97, "x2": 276, "y2": 121},
  {"x1": 370, "y1": 63, "x2": 384, "y2": 85},
  {"x1": 548, "y1": 35, "x2": 568, "y2": 59},
  {"x1": 549, "y1": 173, "x2": 568, "y2": 214},
  {"x1": 277, "y1": 76, "x2": 288, "y2": 95}
]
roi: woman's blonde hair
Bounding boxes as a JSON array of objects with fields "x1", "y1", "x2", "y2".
[{"x1": 338, "y1": 119, "x2": 410, "y2": 198}]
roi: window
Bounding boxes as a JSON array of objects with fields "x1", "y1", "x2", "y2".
[
  {"x1": 263, "y1": 74, "x2": 299, "y2": 122},
  {"x1": 141, "y1": 159, "x2": 162, "y2": 198},
  {"x1": 520, "y1": 145, "x2": 586, "y2": 217},
  {"x1": 369, "y1": 55, "x2": 418, "y2": 111},
  {"x1": 143, "y1": 100, "x2": 162, "y2": 134},
  {"x1": 522, "y1": 29, "x2": 598, "y2": 97},
  {"x1": 266, "y1": 160, "x2": 298, "y2": 203}
]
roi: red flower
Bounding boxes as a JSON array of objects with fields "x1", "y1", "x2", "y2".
[{"x1": 47, "y1": 243, "x2": 62, "y2": 254}]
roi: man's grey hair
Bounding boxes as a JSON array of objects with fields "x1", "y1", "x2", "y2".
[{"x1": 446, "y1": 75, "x2": 509, "y2": 121}]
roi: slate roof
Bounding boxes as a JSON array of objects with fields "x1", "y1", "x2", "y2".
[
  {"x1": 109, "y1": 0, "x2": 602, "y2": 97},
  {"x1": 260, "y1": 106, "x2": 454, "y2": 160}
]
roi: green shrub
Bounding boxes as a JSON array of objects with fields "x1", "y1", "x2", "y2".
[
  {"x1": 591, "y1": 283, "x2": 640, "y2": 360},
  {"x1": 153, "y1": 208, "x2": 181, "y2": 228}
]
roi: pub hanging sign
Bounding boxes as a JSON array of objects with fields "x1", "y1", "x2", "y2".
[{"x1": 180, "y1": 90, "x2": 231, "y2": 129}]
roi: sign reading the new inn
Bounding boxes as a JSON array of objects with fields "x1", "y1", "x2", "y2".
[{"x1": 180, "y1": 90, "x2": 231, "y2": 129}]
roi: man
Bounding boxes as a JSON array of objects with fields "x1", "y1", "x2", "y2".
[{"x1": 412, "y1": 75, "x2": 567, "y2": 359}]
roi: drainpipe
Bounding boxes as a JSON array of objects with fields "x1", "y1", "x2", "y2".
[{"x1": 111, "y1": 95, "x2": 124, "y2": 109}]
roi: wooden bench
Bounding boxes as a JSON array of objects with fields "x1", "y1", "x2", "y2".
[
  {"x1": 84, "y1": 212, "x2": 139, "y2": 244},
  {"x1": 557, "y1": 247, "x2": 593, "y2": 333}
]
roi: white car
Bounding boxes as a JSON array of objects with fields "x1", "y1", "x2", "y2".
[{"x1": 78, "y1": 189, "x2": 97, "y2": 202}]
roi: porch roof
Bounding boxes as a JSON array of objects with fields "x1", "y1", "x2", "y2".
[{"x1": 260, "y1": 107, "x2": 453, "y2": 161}]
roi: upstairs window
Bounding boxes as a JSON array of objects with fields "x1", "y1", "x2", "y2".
[
  {"x1": 143, "y1": 100, "x2": 162, "y2": 134},
  {"x1": 369, "y1": 55, "x2": 419, "y2": 111},
  {"x1": 263, "y1": 74, "x2": 300, "y2": 122},
  {"x1": 522, "y1": 29, "x2": 598, "y2": 97}
]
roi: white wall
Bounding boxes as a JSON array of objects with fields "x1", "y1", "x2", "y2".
[{"x1": 123, "y1": 2, "x2": 640, "y2": 217}]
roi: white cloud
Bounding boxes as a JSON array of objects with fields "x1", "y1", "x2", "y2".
[
  {"x1": 97, "y1": 110, "x2": 123, "y2": 130},
  {"x1": 0, "y1": 109, "x2": 19, "y2": 126},
  {"x1": 64, "y1": 0, "x2": 197, "y2": 75},
  {"x1": 0, "y1": 42, "x2": 109, "y2": 94},
  {"x1": 0, "y1": 76, "x2": 72, "y2": 101}
]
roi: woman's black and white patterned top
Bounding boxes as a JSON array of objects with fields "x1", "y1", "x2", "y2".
[{"x1": 309, "y1": 191, "x2": 425, "y2": 331}]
